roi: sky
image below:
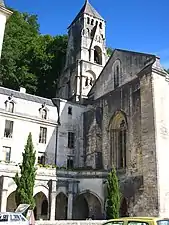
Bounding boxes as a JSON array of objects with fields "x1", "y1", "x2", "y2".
[{"x1": 6, "y1": 0, "x2": 169, "y2": 68}]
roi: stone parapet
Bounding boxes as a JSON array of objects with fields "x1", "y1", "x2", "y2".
[{"x1": 36, "y1": 220, "x2": 106, "y2": 225}]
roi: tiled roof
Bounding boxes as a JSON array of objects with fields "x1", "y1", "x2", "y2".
[
  {"x1": 0, "y1": 86, "x2": 55, "y2": 107},
  {"x1": 69, "y1": 0, "x2": 104, "y2": 28}
]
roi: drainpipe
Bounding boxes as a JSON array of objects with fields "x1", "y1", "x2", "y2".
[{"x1": 51, "y1": 98, "x2": 61, "y2": 166}]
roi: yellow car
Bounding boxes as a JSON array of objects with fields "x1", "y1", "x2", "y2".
[{"x1": 103, "y1": 217, "x2": 169, "y2": 225}]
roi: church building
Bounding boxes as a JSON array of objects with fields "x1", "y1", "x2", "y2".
[{"x1": 1, "y1": 0, "x2": 169, "y2": 220}]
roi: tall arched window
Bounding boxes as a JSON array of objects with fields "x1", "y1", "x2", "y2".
[
  {"x1": 109, "y1": 111, "x2": 127, "y2": 169},
  {"x1": 114, "y1": 65, "x2": 120, "y2": 88},
  {"x1": 41, "y1": 200, "x2": 48, "y2": 215},
  {"x1": 94, "y1": 46, "x2": 102, "y2": 65}
]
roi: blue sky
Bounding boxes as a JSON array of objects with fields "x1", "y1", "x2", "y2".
[{"x1": 6, "y1": 0, "x2": 169, "y2": 68}]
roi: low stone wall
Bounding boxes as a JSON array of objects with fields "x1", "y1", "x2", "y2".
[{"x1": 36, "y1": 220, "x2": 106, "y2": 225}]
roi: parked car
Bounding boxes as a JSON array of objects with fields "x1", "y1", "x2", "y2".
[
  {"x1": 0, "y1": 204, "x2": 30, "y2": 225},
  {"x1": 103, "y1": 217, "x2": 169, "y2": 225}
]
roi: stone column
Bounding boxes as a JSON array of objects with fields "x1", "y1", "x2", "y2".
[
  {"x1": 67, "y1": 181, "x2": 74, "y2": 220},
  {"x1": 49, "y1": 180, "x2": 57, "y2": 220},
  {"x1": 50, "y1": 192, "x2": 56, "y2": 220},
  {"x1": 0, "y1": 176, "x2": 8, "y2": 212}
]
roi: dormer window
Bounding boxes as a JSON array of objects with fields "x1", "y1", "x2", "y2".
[
  {"x1": 5, "y1": 95, "x2": 15, "y2": 113},
  {"x1": 8, "y1": 102, "x2": 14, "y2": 113},
  {"x1": 39, "y1": 103, "x2": 48, "y2": 120},
  {"x1": 41, "y1": 109, "x2": 47, "y2": 119}
]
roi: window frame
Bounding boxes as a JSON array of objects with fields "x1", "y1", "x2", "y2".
[
  {"x1": 68, "y1": 132, "x2": 75, "y2": 149},
  {"x1": 4, "y1": 120, "x2": 14, "y2": 138},
  {"x1": 39, "y1": 127, "x2": 47, "y2": 144}
]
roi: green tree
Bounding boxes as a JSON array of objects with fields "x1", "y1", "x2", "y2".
[
  {"x1": 0, "y1": 9, "x2": 39, "y2": 93},
  {"x1": 106, "y1": 167, "x2": 121, "y2": 219},
  {"x1": 107, "y1": 47, "x2": 113, "y2": 57},
  {"x1": 13, "y1": 133, "x2": 36, "y2": 209},
  {"x1": 0, "y1": 9, "x2": 68, "y2": 98}
]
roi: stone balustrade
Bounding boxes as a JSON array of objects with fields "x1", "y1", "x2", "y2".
[
  {"x1": 36, "y1": 220, "x2": 106, "y2": 225},
  {"x1": 0, "y1": 162, "x2": 108, "y2": 179}
]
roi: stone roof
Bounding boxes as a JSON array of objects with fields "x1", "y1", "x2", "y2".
[
  {"x1": 0, "y1": 86, "x2": 55, "y2": 107},
  {"x1": 69, "y1": 0, "x2": 104, "y2": 28},
  {"x1": 0, "y1": 0, "x2": 5, "y2": 7}
]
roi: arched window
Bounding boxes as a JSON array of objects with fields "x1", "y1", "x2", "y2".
[
  {"x1": 109, "y1": 112, "x2": 127, "y2": 169},
  {"x1": 41, "y1": 200, "x2": 48, "y2": 215},
  {"x1": 85, "y1": 77, "x2": 89, "y2": 86},
  {"x1": 99, "y1": 22, "x2": 102, "y2": 29},
  {"x1": 89, "y1": 78, "x2": 93, "y2": 86},
  {"x1": 114, "y1": 65, "x2": 120, "y2": 88},
  {"x1": 91, "y1": 19, "x2": 94, "y2": 25},
  {"x1": 41, "y1": 109, "x2": 47, "y2": 119},
  {"x1": 87, "y1": 17, "x2": 90, "y2": 24},
  {"x1": 94, "y1": 46, "x2": 102, "y2": 65}
]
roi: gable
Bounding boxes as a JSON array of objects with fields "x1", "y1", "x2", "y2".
[{"x1": 88, "y1": 49, "x2": 155, "y2": 100}]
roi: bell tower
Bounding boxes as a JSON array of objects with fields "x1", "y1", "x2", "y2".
[
  {"x1": 0, "y1": 1, "x2": 12, "y2": 58},
  {"x1": 58, "y1": 0, "x2": 107, "y2": 103}
]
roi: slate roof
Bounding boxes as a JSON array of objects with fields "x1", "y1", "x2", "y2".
[
  {"x1": 68, "y1": 0, "x2": 104, "y2": 28},
  {"x1": 0, "y1": 86, "x2": 55, "y2": 107},
  {"x1": 0, "y1": 0, "x2": 5, "y2": 6}
]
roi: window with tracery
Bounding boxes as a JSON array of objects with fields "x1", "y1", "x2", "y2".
[{"x1": 109, "y1": 113, "x2": 127, "y2": 169}]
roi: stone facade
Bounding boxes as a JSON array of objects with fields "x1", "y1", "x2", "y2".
[{"x1": 1, "y1": 0, "x2": 169, "y2": 221}]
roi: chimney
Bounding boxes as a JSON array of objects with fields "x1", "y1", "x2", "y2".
[{"x1": 20, "y1": 87, "x2": 26, "y2": 93}]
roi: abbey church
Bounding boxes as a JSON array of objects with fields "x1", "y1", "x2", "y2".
[{"x1": 1, "y1": 0, "x2": 169, "y2": 220}]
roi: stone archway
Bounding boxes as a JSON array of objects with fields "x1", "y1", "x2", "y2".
[
  {"x1": 120, "y1": 197, "x2": 128, "y2": 217},
  {"x1": 6, "y1": 191, "x2": 17, "y2": 212},
  {"x1": 73, "y1": 191, "x2": 102, "y2": 220},
  {"x1": 55, "y1": 192, "x2": 68, "y2": 220},
  {"x1": 34, "y1": 192, "x2": 48, "y2": 220}
]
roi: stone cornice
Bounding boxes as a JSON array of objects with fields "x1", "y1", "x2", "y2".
[{"x1": 0, "y1": 6, "x2": 13, "y2": 17}]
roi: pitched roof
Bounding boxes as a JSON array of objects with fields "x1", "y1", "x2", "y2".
[
  {"x1": 68, "y1": 0, "x2": 104, "y2": 28},
  {"x1": 0, "y1": 0, "x2": 5, "y2": 6},
  {"x1": 0, "y1": 86, "x2": 55, "y2": 107}
]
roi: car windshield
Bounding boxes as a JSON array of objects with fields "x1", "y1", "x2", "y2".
[
  {"x1": 157, "y1": 220, "x2": 169, "y2": 225},
  {"x1": 105, "y1": 222, "x2": 124, "y2": 225},
  {"x1": 0, "y1": 215, "x2": 8, "y2": 222}
]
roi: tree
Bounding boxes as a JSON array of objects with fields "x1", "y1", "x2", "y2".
[
  {"x1": 13, "y1": 133, "x2": 36, "y2": 209},
  {"x1": 0, "y1": 8, "x2": 68, "y2": 98},
  {"x1": 106, "y1": 167, "x2": 121, "y2": 219},
  {"x1": 107, "y1": 47, "x2": 113, "y2": 57}
]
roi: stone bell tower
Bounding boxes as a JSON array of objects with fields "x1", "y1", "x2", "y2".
[
  {"x1": 58, "y1": 0, "x2": 107, "y2": 103},
  {"x1": 0, "y1": 0, "x2": 12, "y2": 58}
]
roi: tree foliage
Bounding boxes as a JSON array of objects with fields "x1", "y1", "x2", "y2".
[
  {"x1": 106, "y1": 167, "x2": 121, "y2": 219},
  {"x1": 107, "y1": 47, "x2": 113, "y2": 57},
  {"x1": 13, "y1": 133, "x2": 36, "y2": 209},
  {"x1": 0, "y1": 9, "x2": 68, "y2": 98}
]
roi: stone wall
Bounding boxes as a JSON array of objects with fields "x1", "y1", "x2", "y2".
[{"x1": 36, "y1": 220, "x2": 106, "y2": 225}]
